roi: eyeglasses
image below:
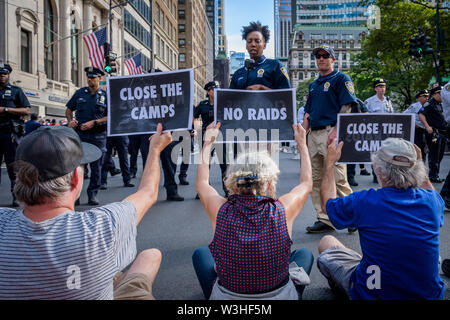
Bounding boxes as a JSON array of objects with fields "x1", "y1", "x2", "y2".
[{"x1": 315, "y1": 53, "x2": 331, "y2": 59}]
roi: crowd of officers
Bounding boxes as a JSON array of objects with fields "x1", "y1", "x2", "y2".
[{"x1": 0, "y1": 60, "x2": 449, "y2": 209}]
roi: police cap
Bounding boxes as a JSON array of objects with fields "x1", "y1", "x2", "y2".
[
  {"x1": 415, "y1": 89, "x2": 429, "y2": 99},
  {"x1": 0, "y1": 63, "x2": 12, "y2": 74},
  {"x1": 312, "y1": 44, "x2": 336, "y2": 59},
  {"x1": 374, "y1": 79, "x2": 387, "y2": 88},
  {"x1": 84, "y1": 66, "x2": 104, "y2": 78},
  {"x1": 430, "y1": 86, "x2": 442, "y2": 96},
  {"x1": 204, "y1": 81, "x2": 220, "y2": 91}
]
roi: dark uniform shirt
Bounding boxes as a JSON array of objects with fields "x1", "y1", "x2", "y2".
[
  {"x1": 193, "y1": 99, "x2": 214, "y2": 133},
  {"x1": 66, "y1": 87, "x2": 107, "y2": 128},
  {"x1": 419, "y1": 98, "x2": 447, "y2": 131},
  {"x1": 229, "y1": 55, "x2": 291, "y2": 89},
  {"x1": 304, "y1": 70, "x2": 357, "y2": 128},
  {"x1": 0, "y1": 83, "x2": 30, "y2": 126}
]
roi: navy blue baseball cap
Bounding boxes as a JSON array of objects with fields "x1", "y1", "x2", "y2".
[
  {"x1": 312, "y1": 44, "x2": 336, "y2": 58},
  {"x1": 204, "y1": 81, "x2": 220, "y2": 91},
  {"x1": 16, "y1": 126, "x2": 102, "y2": 181},
  {"x1": 0, "y1": 63, "x2": 12, "y2": 74},
  {"x1": 84, "y1": 66, "x2": 104, "y2": 78}
]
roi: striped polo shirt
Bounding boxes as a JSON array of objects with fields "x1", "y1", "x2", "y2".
[
  {"x1": 0, "y1": 201, "x2": 137, "y2": 299},
  {"x1": 209, "y1": 194, "x2": 292, "y2": 294}
]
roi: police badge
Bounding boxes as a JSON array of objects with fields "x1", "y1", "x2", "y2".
[
  {"x1": 99, "y1": 95, "x2": 105, "y2": 104},
  {"x1": 324, "y1": 82, "x2": 330, "y2": 92},
  {"x1": 257, "y1": 69, "x2": 265, "y2": 78}
]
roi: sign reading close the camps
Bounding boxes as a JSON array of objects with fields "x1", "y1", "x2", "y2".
[
  {"x1": 107, "y1": 69, "x2": 194, "y2": 136},
  {"x1": 214, "y1": 88, "x2": 297, "y2": 143},
  {"x1": 337, "y1": 113, "x2": 415, "y2": 164}
]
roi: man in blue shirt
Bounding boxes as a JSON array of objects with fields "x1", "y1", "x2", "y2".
[
  {"x1": 25, "y1": 113, "x2": 42, "y2": 136},
  {"x1": 302, "y1": 44, "x2": 356, "y2": 233},
  {"x1": 317, "y1": 138, "x2": 444, "y2": 300}
]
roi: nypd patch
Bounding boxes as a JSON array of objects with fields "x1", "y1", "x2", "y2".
[
  {"x1": 345, "y1": 81, "x2": 355, "y2": 95},
  {"x1": 280, "y1": 67, "x2": 290, "y2": 81},
  {"x1": 444, "y1": 83, "x2": 450, "y2": 92}
]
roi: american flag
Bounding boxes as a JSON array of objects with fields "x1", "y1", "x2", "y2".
[
  {"x1": 83, "y1": 27, "x2": 107, "y2": 70},
  {"x1": 124, "y1": 53, "x2": 143, "y2": 75}
]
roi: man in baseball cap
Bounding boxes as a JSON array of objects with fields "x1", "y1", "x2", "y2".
[
  {"x1": 316, "y1": 137, "x2": 445, "y2": 299},
  {"x1": 312, "y1": 44, "x2": 336, "y2": 59},
  {"x1": 0, "y1": 124, "x2": 172, "y2": 300}
]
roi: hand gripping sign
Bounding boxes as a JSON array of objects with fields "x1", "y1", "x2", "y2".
[{"x1": 107, "y1": 69, "x2": 194, "y2": 136}]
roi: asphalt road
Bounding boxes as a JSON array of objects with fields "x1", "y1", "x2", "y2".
[{"x1": 1, "y1": 150, "x2": 449, "y2": 300}]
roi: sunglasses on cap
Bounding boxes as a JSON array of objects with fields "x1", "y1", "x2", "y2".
[{"x1": 315, "y1": 53, "x2": 331, "y2": 59}]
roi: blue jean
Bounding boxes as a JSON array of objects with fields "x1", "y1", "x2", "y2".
[{"x1": 192, "y1": 246, "x2": 314, "y2": 300}]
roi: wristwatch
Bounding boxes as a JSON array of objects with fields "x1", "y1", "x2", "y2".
[
  {"x1": 93, "y1": 120, "x2": 97, "y2": 126},
  {"x1": 4, "y1": 107, "x2": 8, "y2": 112}
]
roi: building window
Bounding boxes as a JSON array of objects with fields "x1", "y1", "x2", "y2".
[
  {"x1": 298, "y1": 61, "x2": 303, "y2": 68},
  {"x1": 178, "y1": 10, "x2": 185, "y2": 19},
  {"x1": 179, "y1": 38, "x2": 186, "y2": 47},
  {"x1": 298, "y1": 72, "x2": 303, "y2": 80},
  {"x1": 44, "y1": 0, "x2": 54, "y2": 79},
  {"x1": 179, "y1": 53, "x2": 186, "y2": 62},
  {"x1": 70, "y1": 14, "x2": 79, "y2": 86},
  {"x1": 178, "y1": 24, "x2": 185, "y2": 32},
  {"x1": 21, "y1": 29, "x2": 31, "y2": 73},
  {"x1": 310, "y1": 72, "x2": 315, "y2": 78}
]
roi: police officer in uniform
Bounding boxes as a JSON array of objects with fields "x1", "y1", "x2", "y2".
[
  {"x1": 230, "y1": 21, "x2": 290, "y2": 90},
  {"x1": 418, "y1": 86, "x2": 448, "y2": 183},
  {"x1": 302, "y1": 44, "x2": 357, "y2": 233},
  {"x1": 100, "y1": 135, "x2": 134, "y2": 189},
  {"x1": 66, "y1": 67, "x2": 107, "y2": 205},
  {"x1": 193, "y1": 81, "x2": 228, "y2": 197},
  {"x1": 0, "y1": 63, "x2": 30, "y2": 206},
  {"x1": 365, "y1": 78, "x2": 393, "y2": 183},
  {"x1": 403, "y1": 89, "x2": 429, "y2": 163}
]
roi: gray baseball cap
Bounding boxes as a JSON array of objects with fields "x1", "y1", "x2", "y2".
[
  {"x1": 377, "y1": 138, "x2": 417, "y2": 167},
  {"x1": 312, "y1": 44, "x2": 336, "y2": 58}
]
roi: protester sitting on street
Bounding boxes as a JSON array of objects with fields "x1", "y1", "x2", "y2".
[
  {"x1": 317, "y1": 137, "x2": 445, "y2": 299},
  {"x1": 0, "y1": 124, "x2": 172, "y2": 299},
  {"x1": 192, "y1": 122, "x2": 314, "y2": 300}
]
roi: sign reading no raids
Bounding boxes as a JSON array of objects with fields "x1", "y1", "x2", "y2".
[
  {"x1": 337, "y1": 113, "x2": 415, "y2": 164},
  {"x1": 214, "y1": 88, "x2": 297, "y2": 143},
  {"x1": 107, "y1": 69, "x2": 194, "y2": 136}
]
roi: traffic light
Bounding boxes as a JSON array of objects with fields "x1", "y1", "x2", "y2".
[
  {"x1": 408, "y1": 36, "x2": 422, "y2": 58},
  {"x1": 103, "y1": 42, "x2": 117, "y2": 75},
  {"x1": 422, "y1": 35, "x2": 434, "y2": 55}
]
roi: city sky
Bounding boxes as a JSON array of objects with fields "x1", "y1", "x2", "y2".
[{"x1": 225, "y1": 0, "x2": 275, "y2": 58}]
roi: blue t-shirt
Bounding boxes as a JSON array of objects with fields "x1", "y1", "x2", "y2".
[
  {"x1": 230, "y1": 55, "x2": 290, "y2": 89},
  {"x1": 304, "y1": 70, "x2": 356, "y2": 128},
  {"x1": 326, "y1": 187, "x2": 445, "y2": 300}
]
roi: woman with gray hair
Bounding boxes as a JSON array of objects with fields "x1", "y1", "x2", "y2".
[
  {"x1": 192, "y1": 122, "x2": 314, "y2": 300},
  {"x1": 316, "y1": 138, "x2": 445, "y2": 300}
]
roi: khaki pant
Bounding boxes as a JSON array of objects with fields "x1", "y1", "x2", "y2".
[
  {"x1": 113, "y1": 272, "x2": 155, "y2": 300},
  {"x1": 308, "y1": 126, "x2": 352, "y2": 227}
]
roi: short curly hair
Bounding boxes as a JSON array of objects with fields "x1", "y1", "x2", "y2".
[{"x1": 241, "y1": 21, "x2": 270, "y2": 43}]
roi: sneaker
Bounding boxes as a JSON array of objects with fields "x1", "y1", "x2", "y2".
[
  {"x1": 306, "y1": 221, "x2": 335, "y2": 234},
  {"x1": 443, "y1": 259, "x2": 450, "y2": 277},
  {"x1": 123, "y1": 182, "x2": 135, "y2": 187},
  {"x1": 348, "y1": 177, "x2": 358, "y2": 187},
  {"x1": 100, "y1": 184, "x2": 107, "y2": 190},
  {"x1": 360, "y1": 169, "x2": 371, "y2": 176}
]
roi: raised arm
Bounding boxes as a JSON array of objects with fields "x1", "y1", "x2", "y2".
[
  {"x1": 320, "y1": 139, "x2": 343, "y2": 214},
  {"x1": 196, "y1": 122, "x2": 227, "y2": 231},
  {"x1": 278, "y1": 124, "x2": 312, "y2": 237},
  {"x1": 125, "y1": 123, "x2": 172, "y2": 225}
]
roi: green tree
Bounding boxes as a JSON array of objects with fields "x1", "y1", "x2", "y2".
[
  {"x1": 350, "y1": 0, "x2": 449, "y2": 110},
  {"x1": 296, "y1": 77, "x2": 314, "y2": 108}
]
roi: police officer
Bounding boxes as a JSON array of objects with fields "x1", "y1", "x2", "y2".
[
  {"x1": 440, "y1": 81, "x2": 450, "y2": 208},
  {"x1": 365, "y1": 79, "x2": 394, "y2": 114},
  {"x1": 66, "y1": 67, "x2": 107, "y2": 205},
  {"x1": 230, "y1": 21, "x2": 290, "y2": 90},
  {"x1": 193, "y1": 81, "x2": 228, "y2": 197},
  {"x1": 403, "y1": 89, "x2": 429, "y2": 163},
  {"x1": 365, "y1": 78, "x2": 393, "y2": 183},
  {"x1": 419, "y1": 86, "x2": 448, "y2": 183},
  {"x1": 0, "y1": 63, "x2": 30, "y2": 207},
  {"x1": 302, "y1": 44, "x2": 356, "y2": 233},
  {"x1": 100, "y1": 135, "x2": 134, "y2": 189}
]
